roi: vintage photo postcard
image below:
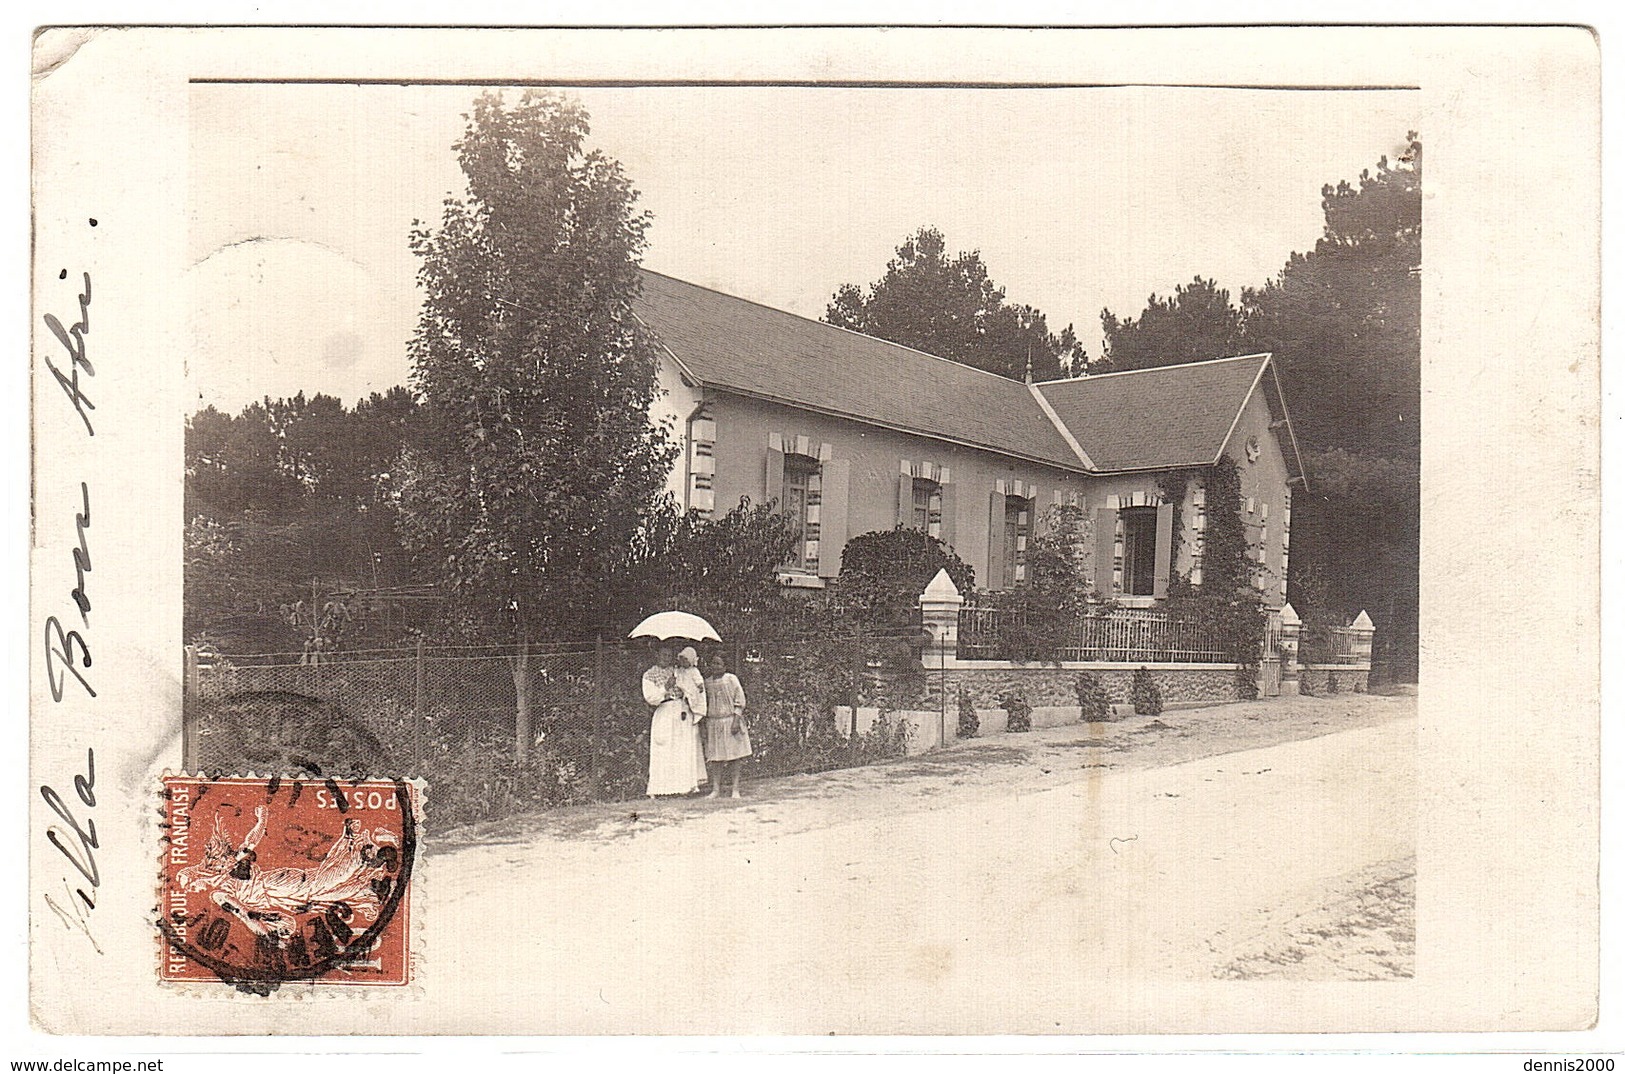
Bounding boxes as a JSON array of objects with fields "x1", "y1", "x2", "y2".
[{"x1": 27, "y1": 25, "x2": 1600, "y2": 1037}]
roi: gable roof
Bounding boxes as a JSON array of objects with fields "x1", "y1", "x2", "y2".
[
  {"x1": 633, "y1": 270, "x2": 1087, "y2": 470},
  {"x1": 633, "y1": 269, "x2": 1302, "y2": 480},
  {"x1": 1034, "y1": 354, "x2": 1276, "y2": 472}
]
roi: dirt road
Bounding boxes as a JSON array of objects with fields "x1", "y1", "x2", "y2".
[{"x1": 417, "y1": 692, "x2": 1415, "y2": 1034}]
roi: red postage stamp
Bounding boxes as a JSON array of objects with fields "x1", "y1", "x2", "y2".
[{"x1": 157, "y1": 775, "x2": 420, "y2": 990}]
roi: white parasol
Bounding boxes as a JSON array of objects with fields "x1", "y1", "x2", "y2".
[{"x1": 627, "y1": 610, "x2": 722, "y2": 643}]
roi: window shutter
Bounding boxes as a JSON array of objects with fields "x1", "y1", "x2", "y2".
[
  {"x1": 938, "y1": 481, "x2": 957, "y2": 548},
  {"x1": 987, "y1": 491, "x2": 1007, "y2": 591},
  {"x1": 764, "y1": 447, "x2": 785, "y2": 508},
  {"x1": 1093, "y1": 508, "x2": 1117, "y2": 595},
  {"x1": 897, "y1": 473, "x2": 912, "y2": 528},
  {"x1": 817, "y1": 459, "x2": 851, "y2": 579},
  {"x1": 1153, "y1": 502, "x2": 1174, "y2": 600}
]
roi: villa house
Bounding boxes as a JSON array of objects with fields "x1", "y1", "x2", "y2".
[{"x1": 635, "y1": 270, "x2": 1306, "y2": 610}]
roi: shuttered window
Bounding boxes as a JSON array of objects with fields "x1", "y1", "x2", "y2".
[
  {"x1": 910, "y1": 478, "x2": 943, "y2": 538},
  {"x1": 1003, "y1": 497, "x2": 1032, "y2": 584},
  {"x1": 783, "y1": 455, "x2": 821, "y2": 571},
  {"x1": 1121, "y1": 508, "x2": 1159, "y2": 596}
]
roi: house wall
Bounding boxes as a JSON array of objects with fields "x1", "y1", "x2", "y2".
[
  {"x1": 1220, "y1": 389, "x2": 1293, "y2": 609},
  {"x1": 651, "y1": 354, "x2": 703, "y2": 506},
  {"x1": 667, "y1": 371, "x2": 1290, "y2": 606},
  {"x1": 699, "y1": 390, "x2": 1096, "y2": 587}
]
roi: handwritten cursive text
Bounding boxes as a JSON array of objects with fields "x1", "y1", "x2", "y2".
[
  {"x1": 42, "y1": 271, "x2": 94, "y2": 436},
  {"x1": 69, "y1": 481, "x2": 90, "y2": 625},
  {"x1": 40, "y1": 748, "x2": 100, "y2": 952}
]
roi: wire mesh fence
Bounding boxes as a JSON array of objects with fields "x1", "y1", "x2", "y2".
[{"x1": 183, "y1": 630, "x2": 928, "y2": 830}]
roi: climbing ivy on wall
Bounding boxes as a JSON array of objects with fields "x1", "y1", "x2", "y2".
[
  {"x1": 1154, "y1": 468, "x2": 1194, "y2": 565},
  {"x1": 1162, "y1": 455, "x2": 1265, "y2": 700},
  {"x1": 1198, "y1": 456, "x2": 1252, "y2": 598}
]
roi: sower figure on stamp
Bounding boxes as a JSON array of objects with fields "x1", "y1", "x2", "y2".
[
  {"x1": 642, "y1": 644, "x2": 708, "y2": 797},
  {"x1": 702, "y1": 651, "x2": 752, "y2": 799},
  {"x1": 176, "y1": 803, "x2": 400, "y2": 946}
]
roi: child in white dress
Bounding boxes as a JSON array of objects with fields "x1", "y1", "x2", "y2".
[{"x1": 701, "y1": 652, "x2": 752, "y2": 799}]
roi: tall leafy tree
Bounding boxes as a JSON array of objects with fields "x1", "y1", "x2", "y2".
[
  {"x1": 1091, "y1": 134, "x2": 1421, "y2": 678},
  {"x1": 826, "y1": 226, "x2": 1085, "y2": 380},
  {"x1": 1099, "y1": 276, "x2": 1248, "y2": 372},
  {"x1": 1095, "y1": 134, "x2": 1420, "y2": 458},
  {"x1": 397, "y1": 91, "x2": 677, "y2": 758},
  {"x1": 265, "y1": 392, "x2": 353, "y2": 496},
  {"x1": 1248, "y1": 134, "x2": 1421, "y2": 678},
  {"x1": 1245, "y1": 133, "x2": 1421, "y2": 461},
  {"x1": 351, "y1": 386, "x2": 420, "y2": 492}
]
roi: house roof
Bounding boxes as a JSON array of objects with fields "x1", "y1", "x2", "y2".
[
  {"x1": 633, "y1": 269, "x2": 1302, "y2": 479},
  {"x1": 634, "y1": 270, "x2": 1086, "y2": 470},
  {"x1": 1033, "y1": 355, "x2": 1277, "y2": 472}
]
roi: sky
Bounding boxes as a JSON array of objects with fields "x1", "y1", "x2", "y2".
[{"x1": 187, "y1": 82, "x2": 1416, "y2": 413}]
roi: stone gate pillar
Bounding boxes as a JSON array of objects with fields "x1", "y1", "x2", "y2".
[
  {"x1": 1349, "y1": 610, "x2": 1375, "y2": 666},
  {"x1": 1279, "y1": 602, "x2": 1302, "y2": 696},
  {"x1": 917, "y1": 569, "x2": 963, "y2": 747},
  {"x1": 917, "y1": 568, "x2": 963, "y2": 667}
]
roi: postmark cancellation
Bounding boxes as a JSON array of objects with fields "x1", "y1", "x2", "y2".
[{"x1": 156, "y1": 774, "x2": 423, "y2": 992}]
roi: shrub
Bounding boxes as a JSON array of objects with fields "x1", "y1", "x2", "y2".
[
  {"x1": 1130, "y1": 667, "x2": 1163, "y2": 716},
  {"x1": 862, "y1": 711, "x2": 913, "y2": 757},
  {"x1": 980, "y1": 503, "x2": 1094, "y2": 665},
  {"x1": 1200, "y1": 456, "x2": 1254, "y2": 597},
  {"x1": 872, "y1": 637, "x2": 928, "y2": 709},
  {"x1": 746, "y1": 693, "x2": 842, "y2": 776},
  {"x1": 835, "y1": 527, "x2": 975, "y2": 630},
  {"x1": 1235, "y1": 664, "x2": 1259, "y2": 701},
  {"x1": 1287, "y1": 563, "x2": 1347, "y2": 667},
  {"x1": 981, "y1": 586, "x2": 1070, "y2": 665},
  {"x1": 429, "y1": 735, "x2": 585, "y2": 829},
  {"x1": 1163, "y1": 584, "x2": 1265, "y2": 700},
  {"x1": 738, "y1": 650, "x2": 912, "y2": 779},
  {"x1": 1073, "y1": 671, "x2": 1112, "y2": 722},
  {"x1": 632, "y1": 497, "x2": 802, "y2": 640},
  {"x1": 588, "y1": 694, "x2": 657, "y2": 801},
  {"x1": 1324, "y1": 668, "x2": 1340, "y2": 694},
  {"x1": 997, "y1": 689, "x2": 1033, "y2": 733},
  {"x1": 1025, "y1": 503, "x2": 1090, "y2": 594},
  {"x1": 956, "y1": 686, "x2": 979, "y2": 738}
]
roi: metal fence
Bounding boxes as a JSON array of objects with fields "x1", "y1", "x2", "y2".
[
  {"x1": 182, "y1": 630, "x2": 925, "y2": 831},
  {"x1": 956, "y1": 604, "x2": 1230, "y2": 663},
  {"x1": 1321, "y1": 625, "x2": 1367, "y2": 665}
]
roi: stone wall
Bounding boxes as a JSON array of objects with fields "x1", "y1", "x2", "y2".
[
  {"x1": 1299, "y1": 665, "x2": 1369, "y2": 695},
  {"x1": 920, "y1": 664, "x2": 1240, "y2": 711},
  {"x1": 837, "y1": 702, "x2": 1125, "y2": 753}
]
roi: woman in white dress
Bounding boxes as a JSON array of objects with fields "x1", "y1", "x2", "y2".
[{"x1": 643, "y1": 644, "x2": 708, "y2": 797}]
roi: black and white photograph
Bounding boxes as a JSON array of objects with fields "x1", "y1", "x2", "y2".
[
  {"x1": 180, "y1": 73, "x2": 1420, "y2": 984},
  {"x1": 24, "y1": 22, "x2": 1602, "y2": 1050}
]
